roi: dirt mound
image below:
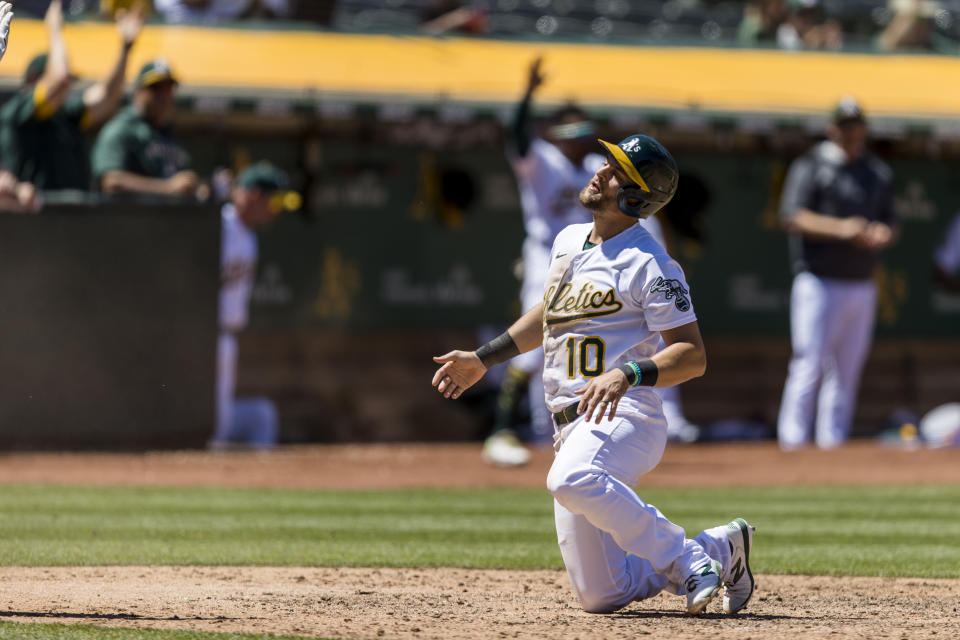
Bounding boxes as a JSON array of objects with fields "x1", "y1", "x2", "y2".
[{"x1": 2, "y1": 566, "x2": 957, "y2": 640}]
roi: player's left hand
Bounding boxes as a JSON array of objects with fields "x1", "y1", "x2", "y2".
[
  {"x1": 575, "y1": 369, "x2": 630, "y2": 424},
  {"x1": 0, "y1": 1, "x2": 14, "y2": 63}
]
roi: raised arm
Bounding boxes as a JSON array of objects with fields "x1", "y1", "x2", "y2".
[
  {"x1": 35, "y1": 1, "x2": 72, "y2": 118},
  {"x1": 100, "y1": 169, "x2": 198, "y2": 197},
  {"x1": 82, "y1": 1, "x2": 145, "y2": 129},
  {"x1": 432, "y1": 302, "x2": 544, "y2": 400},
  {"x1": 509, "y1": 56, "x2": 545, "y2": 158}
]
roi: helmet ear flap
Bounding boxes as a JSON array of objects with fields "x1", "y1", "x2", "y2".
[{"x1": 617, "y1": 186, "x2": 652, "y2": 218}]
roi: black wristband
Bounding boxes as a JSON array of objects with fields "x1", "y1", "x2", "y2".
[
  {"x1": 475, "y1": 331, "x2": 520, "y2": 368},
  {"x1": 635, "y1": 359, "x2": 659, "y2": 386},
  {"x1": 618, "y1": 363, "x2": 638, "y2": 385}
]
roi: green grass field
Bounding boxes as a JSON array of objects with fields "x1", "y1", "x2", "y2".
[
  {"x1": 1, "y1": 484, "x2": 958, "y2": 639},
  {"x1": 2, "y1": 484, "x2": 959, "y2": 576}
]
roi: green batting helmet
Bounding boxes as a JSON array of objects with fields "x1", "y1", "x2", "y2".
[{"x1": 598, "y1": 134, "x2": 679, "y2": 218}]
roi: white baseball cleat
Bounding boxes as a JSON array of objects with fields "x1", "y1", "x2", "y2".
[
  {"x1": 685, "y1": 559, "x2": 722, "y2": 615},
  {"x1": 481, "y1": 430, "x2": 531, "y2": 467},
  {"x1": 721, "y1": 517, "x2": 756, "y2": 614}
]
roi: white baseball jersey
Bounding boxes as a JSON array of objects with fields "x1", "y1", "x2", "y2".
[
  {"x1": 219, "y1": 203, "x2": 258, "y2": 332},
  {"x1": 512, "y1": 139, "x2": 604, "y2": 250},
  {"x1": 541, "y1": 222, "x2": 697, "y2": 413},
  {"x1": 213, "y1": 203, "x2": 278, "y2": 449},
  {"x1": 638, "y1": 216, "x2": 666, "y2": 249},
  {"x1": 935, "y1": 210, "x2": 960, "y2": 274}
]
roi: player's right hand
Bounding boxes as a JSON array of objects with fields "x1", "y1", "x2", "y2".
[
  {"x1": 431, "y1": 351, "x2": 486, "y2": 400},
  {"x1": 838, "y1": 215, "x2": 869, "y2": 243},
  {"x1": 166, "y1": 170, "x2": 199, "y2": 196},
  {"x1": 856, "y1": 221, "x2": 894, "y2": 250}
]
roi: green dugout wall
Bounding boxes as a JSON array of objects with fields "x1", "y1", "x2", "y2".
[
  {"x1": 0, "y1": 146, "x2": 956, "y2": 448},
  {"x1": 248, "y1": 145, "x2": 960, "y2": 339},
  {"x1": 0, "y1": 203, "x2": 219, "y2": 449}
]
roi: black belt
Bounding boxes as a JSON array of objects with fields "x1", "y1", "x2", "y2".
[{"x1": 553, "y1": 402, "x2": 581, "y2": 426}]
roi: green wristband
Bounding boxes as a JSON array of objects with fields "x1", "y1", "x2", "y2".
[
  {"x1": 634, "y1": 359, "x2": 658, "y2": 386},
  {"x1": 618, "y1": 361, "x2": 647, "y2": 386}
]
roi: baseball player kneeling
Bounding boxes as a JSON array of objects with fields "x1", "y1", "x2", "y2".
[{"x1": 432, "y1": 134, "x2": 755, "y2": 615}]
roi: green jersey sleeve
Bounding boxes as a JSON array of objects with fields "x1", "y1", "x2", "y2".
[{"x1": 91, "y1": 117, "x2": 129, "y2": 180}]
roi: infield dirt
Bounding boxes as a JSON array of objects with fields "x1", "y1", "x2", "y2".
[{"x1": 1, "y1": 441, "x2": 958, "y2": 640}]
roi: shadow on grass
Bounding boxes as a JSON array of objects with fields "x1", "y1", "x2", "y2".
[{"x1": 0, "y1": 611, "x2": 236, "y2": 622}]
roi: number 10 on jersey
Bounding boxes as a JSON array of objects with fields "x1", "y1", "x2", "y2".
[{"x1": 565, "y1": 337, "x2": 606, "y2": 378}]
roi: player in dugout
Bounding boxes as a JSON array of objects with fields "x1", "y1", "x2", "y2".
[
  {"x1": 0, "y1": 0, "x2": 145, "y2": 192},
  {"x1": 91, "y1": 59, "x2": 202, "y2": 200},
  {"x1": 0, "y1": 1, "x2": 40, "y2": 214}
]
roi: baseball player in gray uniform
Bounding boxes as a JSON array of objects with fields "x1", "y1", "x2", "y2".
[
  {"x1": 433, "y1": 134, "x2": 755, "y2": 615},
  {"x1": 777, "y1": 97, "x2": 897, "y2": 450},
  {"x1": 0, "y1": 2, "x2": 39, "y2": 215}
]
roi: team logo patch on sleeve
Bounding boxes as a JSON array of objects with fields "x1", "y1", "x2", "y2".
[{"x1": 650, "y1": 276, "x2": 691, "y2": 312}]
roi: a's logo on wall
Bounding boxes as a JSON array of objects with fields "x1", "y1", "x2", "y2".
[
  {"x1": 875, "y1": 266, "x2": 908, "y2": 326},
  {"x1": 252, "y1": 263, "x2": 293, "y2": 305},
  {"x1": 894, "y1": 180, "x2": 937, "y2": 221},
  {"x1": 313, "y1": 249, "x2": 361, "y2": 321},
  {"x1": 650, "y1": 276, "x2": 691, "y2": 312}
]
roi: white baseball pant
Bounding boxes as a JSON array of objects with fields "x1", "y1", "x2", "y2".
[
  {"x1": 547, "y1": 399, "x2": 728, "y2": 613},
  {"x1": 778, "y1": 271, "x2": 877, "y2": 449},
  {"x1": 213, "y1": 332, "x2": 278, "y2": 449}
]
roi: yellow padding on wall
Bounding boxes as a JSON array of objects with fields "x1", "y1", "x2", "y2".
[{"x1": 5, "y1": 19, "x2": 960, "y2": 118}]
